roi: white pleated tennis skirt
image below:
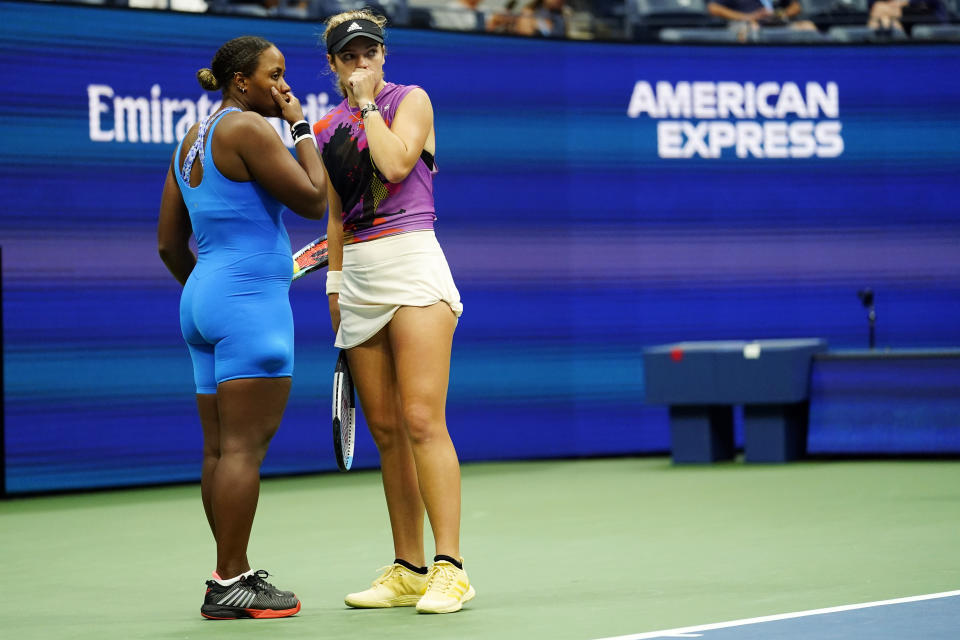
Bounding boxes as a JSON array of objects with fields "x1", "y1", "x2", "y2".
[{"x1": 335, "y1": 230, "x2": 463, "y2": 349}]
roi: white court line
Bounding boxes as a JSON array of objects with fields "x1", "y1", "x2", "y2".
[{"x1": 592, "y1": 590, "x2": 960, "y2": 640}]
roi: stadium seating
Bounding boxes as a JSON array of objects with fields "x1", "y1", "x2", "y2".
[
  {"x1": 827, "y1": 24, "x2": 910, "y2": 40},
  {"x1": 911, "y1": 23, "x2": 960, "y2": 39},
  {"x1": 802, "y1": 0, "x2": 869, "y2": 28},
  {"x1": 756, "y1": 25, "x2": 831, "y2": 42},
  {"x1": 658, "y1": 25, "x2": 740, "y2": 41},
  {"x1": 137, "y1": 0, "x2": 960, "y2": 40},
  {"x1": 631, "y1": 0, "x2": 726, "y2": 41}
]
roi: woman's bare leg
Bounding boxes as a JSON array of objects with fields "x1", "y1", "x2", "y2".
[
  {"x1": 197, "y1": 393, "x2": 220, "y2": 540},
  {"x1": 208, "y1": 377, "x2": 291, "y2": 579},
  {"x1": 388, "y1": 303, "x2": 461, "y2": 560},
  {"x1": 348, "y1": 329, "x2": 426, "y2": 567}
]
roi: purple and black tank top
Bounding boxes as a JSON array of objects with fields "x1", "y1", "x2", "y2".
[{"x1": 312, "y1": 82, "x2": 437, "y2": 245}]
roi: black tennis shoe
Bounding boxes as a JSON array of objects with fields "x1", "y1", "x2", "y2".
[
  {"x1": 201, "y1": 573, "x2": 301, "y2": 620},
  {"x1": 248, "y1": 569, "x2": 295, "y2": 598}
]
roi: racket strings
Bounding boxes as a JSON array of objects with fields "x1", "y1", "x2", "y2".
[
  {"x1": 294, "y1": 252, "x2": 313, "y2": 269},
  {"x1": 333, "y1": 352, "x2": 356, "y2": 471},
  {"x1": 341, "y1": 425, "x2": 354, "y2": 455},
  {"x1": 292, "y1": 238, "x2": 329, "y2": 280},
  {"x1": 339, "y1": 385, "x2": 354, "y2": 453},
  {"x1": 295, "y1": 245, "x2": 327, "y2": 269}
]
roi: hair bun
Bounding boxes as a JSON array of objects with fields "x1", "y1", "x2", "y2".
[{"x1": 196, "y1": 68, "x2": 220, "y2": 91}]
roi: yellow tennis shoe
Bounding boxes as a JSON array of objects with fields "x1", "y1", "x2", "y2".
[
  {"x1": 344, "y1": 563, "x2": 429, "y2": 608},
  {"x1": 415, "y1": 559, "x2": 476, "y2": 614}
]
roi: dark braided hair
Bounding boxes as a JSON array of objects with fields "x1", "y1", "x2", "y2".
[{"x1": 196, "y1": 36, "x2": 274, "y2": 92}]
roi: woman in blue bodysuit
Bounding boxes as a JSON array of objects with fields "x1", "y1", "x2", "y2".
[{"x1": 158, "y1": 36, "x2": 326, "y2": 620}]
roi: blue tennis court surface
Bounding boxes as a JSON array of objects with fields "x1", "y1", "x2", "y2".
[{"x1": 594, "y1": 591, "x2": 960, "y2": 640}]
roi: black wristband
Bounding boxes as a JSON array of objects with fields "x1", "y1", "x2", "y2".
[{"x1": 290, "y1": 120, "x2": 311, "y2": 140}]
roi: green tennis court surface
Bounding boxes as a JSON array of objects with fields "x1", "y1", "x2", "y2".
[{"x1": 3, "y1": 457, "x2": 958, "y2": 639}]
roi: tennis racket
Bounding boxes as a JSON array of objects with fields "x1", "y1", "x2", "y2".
[
  {"x1": 292, "y1": 235, "x2": 329, "y2": 281},
  {"x1": 332, "y1": 350, "x2": 356, "y2": 472}
]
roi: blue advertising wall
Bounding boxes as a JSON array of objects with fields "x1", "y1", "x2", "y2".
[{"x1": 2, "y1": 1, "x2": 959, "y2": 492}]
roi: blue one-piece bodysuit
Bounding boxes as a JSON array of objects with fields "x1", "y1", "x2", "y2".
[{"x1": 173, "y1": 108, "x2": 293, "y2": 394}]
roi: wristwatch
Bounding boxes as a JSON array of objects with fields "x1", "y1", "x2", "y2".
[{"x1": 359, "y1": 103, "x2": 379, "y2": 119}]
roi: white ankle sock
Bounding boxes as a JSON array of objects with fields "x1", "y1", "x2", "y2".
[{"x1": 213, "y1": 569, "x2": 254, "y2": 587}]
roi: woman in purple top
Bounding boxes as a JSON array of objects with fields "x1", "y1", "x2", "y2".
[{"x1": 315, "y1": 10, "x2": 474, "y2": 614}]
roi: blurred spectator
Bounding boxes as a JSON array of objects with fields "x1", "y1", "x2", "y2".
[
  {"x1": 868, "y1": 0, "x2": 908, "y2": 31},
  {"x1": 128, "y1": 0, "x2": 208, "y2": 11},
  {"x1": 432, "y1": 0, "x2": 489, "y2": 30},
  {"x1": 707, "y1": 0, "x2": 818, "y2": 39},
  {"x1": 514, "y1": 0, "x2": 573, "y2": 37},
  {"x1": 231, "y1": 0, "x2": 280, "y2": 14},
  {"x1": 488, "y1": 0, "x2": 522, "y2": 32},
  {"x1": 201, "y1": 0, "x2": 311, "y2": 17},
  {"x1": 867, "y1": 0, "x2": 949, "y2": 32}
]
